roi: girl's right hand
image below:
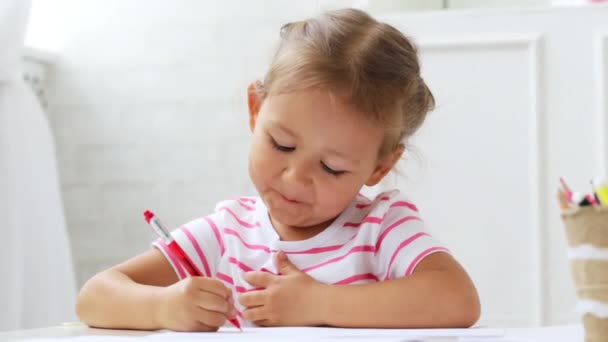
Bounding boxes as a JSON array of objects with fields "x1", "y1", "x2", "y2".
[{"x1": 156, "y1": 276, "x2": 236, "y2": 332}]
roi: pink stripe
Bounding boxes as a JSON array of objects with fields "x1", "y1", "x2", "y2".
[
  {"x1": 375, "y1": 216, "x2": 422, "y2": 251},
  {"x1": 204, "y1": 216, "x2": 225, "y2": 256},
  {"x1": 350, "y1": 200, "x2": 418, "y2": 225},
  {"x1": 285, "y1": 233, "x2": 359, "y2": 255},
  {"x1": 285, "y1": 243, "x2": 345, "y2": 255},
  {"x1": 301, "y1": 245, "x2": 376, "y2": 272},
  {"x1": 235, "y1": 286, "x2": 264, "y2": 293},
  {"x1": 222, "y1": 228, "x2": 357, "y2": 257},
  {"x1": 217, "y1": 272, "x2": 234, "y2": 285},
  {"x1": 219, "y1": 207, "x2": 261, "y2": 228},
  {"x1": 334, "y1": 273, "x2": 379, "y2": 285},
  {"x1": 343, "y1": 216, "x2": 384, "y2": 228},
  {"x1": 383, "y1": 232, "x2": 430, "y2": 280},
  {"x1": 355, "y1": 194, "x2": 389, "y2": 209},
  {"x1": 228, "y1": 256, "x2": 254, "y2": 272},
  {"x1": 181, "y1": 227, "x2": 211, "y2": 277},
  {"x1": 405, "y1": 247, "x2": 450, "y2": 276},
  {"x1": 238, "y1": 197, "x2": 257, "y2": 204},
  {"x1": 224, "y1": 228, "x2": 275, "y2": 253},
  {"x1": 390, "y1": 201, "x2": 418, "y2": 212},
  {"x1": 156, "y1": 239, "x2": 186, "y2": 279},
  {"x1": 237, "y1": 200, "x2": 256, "y2": 211},
  {"x1": 357, "y1": 193, "x2": 370, "y2": 200},
  {"x1": 227, "y1": 258, "x2": 280, "y2": 274}
]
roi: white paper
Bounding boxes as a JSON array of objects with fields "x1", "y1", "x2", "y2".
[
  {"x1": 153, "y1": 327, "x2": 504, "y2": 341},
  {"x1": 15, "y1": 327, "x2": 505, "y2": 342}
]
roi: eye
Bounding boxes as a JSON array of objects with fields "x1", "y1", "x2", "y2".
[
  {"x1": 321, "y1": 162, "x2": 346, "y2": 176},
  {"x1": 270, "y1": 136, "x2": 295, "y2": 152}
]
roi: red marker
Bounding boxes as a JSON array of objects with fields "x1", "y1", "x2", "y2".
[{"x1": 144, "y1": 210, "x2": 242, "y2": 330}]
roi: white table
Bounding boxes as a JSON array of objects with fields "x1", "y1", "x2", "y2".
[{"x1": 0, "y1": 324, "x2": 584, "y2": 342}]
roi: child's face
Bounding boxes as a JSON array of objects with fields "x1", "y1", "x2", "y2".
[{"x1": 248, "y1": 87, "x2": 395, "y2": 231}]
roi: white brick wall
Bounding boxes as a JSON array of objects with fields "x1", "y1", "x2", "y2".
[
  {"x1": 37, "y1": 0, "x2": 555, "y2": 287},
  {"x1": 41, "y1": 1, "x2": 331, "y2": 287}
]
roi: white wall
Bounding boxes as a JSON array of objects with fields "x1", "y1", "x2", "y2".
[{"x1": 26, "y1": 0, "x2": 608, "y2": 328}]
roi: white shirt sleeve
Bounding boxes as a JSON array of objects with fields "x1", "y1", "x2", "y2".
[
  {"x1": 152, "y1": 213, "x2": 225, "y2": 279},
  {"x1": 372, "y1": 191, "x2": 450, "y2": 280}
]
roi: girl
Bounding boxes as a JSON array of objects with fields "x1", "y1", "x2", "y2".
[{"x1": 76, "y1": 8, "x2": 480, "y2": 331}]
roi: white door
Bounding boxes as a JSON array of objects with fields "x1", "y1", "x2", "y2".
[{"x1": 375, "y1": 5, "x2": 608, "y2": 326}]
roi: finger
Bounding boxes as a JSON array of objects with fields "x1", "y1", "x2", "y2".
[
  {"x1": 190, "y1": 277, "x2": 232, "y2": 298},
  {"x1": 242, "y1": 305, "x2": 268, "y2": 322},
  {"x1": 178, "y1": 306, "x2": 218, "y2": 332},
  {"x1": 194, "y1": 305, "x2": 228, "y2": 328},
  {"x1": 254, "y1": 319, "x2": 271, "y2": 327},
  {"x1": 175, "y1": 320, "x2": 216, "y2": 332},
  {"x1": 244, "y1": 271, "x2": 275, "y2": 287},
  {"x1": 193, "y1": 290, "x2": 231, "y2": 314},
  {"x1": 276, "y1": 250, "x2": 302, "y2": 275},
  {"x1": 238, "y1": 289, "x2": 267, "y2": 307},
  {"x1": 182, "y1": 319, "x2": 217, "y2": 332}
]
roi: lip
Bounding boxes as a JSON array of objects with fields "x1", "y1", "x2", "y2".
[{"x1": 279, "y1": 192, "x2": 301, "y2": 204}]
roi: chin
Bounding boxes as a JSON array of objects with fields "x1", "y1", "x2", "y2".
[{"x1": 268, "y1": 208, "x2": 310, "y2": 227}]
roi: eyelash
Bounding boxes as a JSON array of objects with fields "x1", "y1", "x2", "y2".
[
  {"x1": 270, "y1": 137, "x2": 295, "y2": 152},
  {"x1": 321, "y1": 162, "x2": 346, "y2": 176},
  {"x1": 269, "y1": 137, "x2": 346, "y2": 177}
]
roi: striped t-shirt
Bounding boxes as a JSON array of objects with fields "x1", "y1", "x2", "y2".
[{"x1": 153, "y1": 189, "x2": 448, "y2": 326}]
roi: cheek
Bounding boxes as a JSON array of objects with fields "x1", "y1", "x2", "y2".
[
  {"x1": 248, "y1": 140, "x2": 264, "y2": 181},
  {"x1": 316, "y1": 178, "x2": 362, "y2": 213},
  {"x1": 249, "y1": 138, "x2": 277, "y2": 183}
]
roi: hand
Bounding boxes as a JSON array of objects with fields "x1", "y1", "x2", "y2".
[
  {"x1": 239, "y1": 251, "x2": 328, "y2": 326},
  {"x1": 157, "y1": 277, "x2": 236, "y2": 331}
]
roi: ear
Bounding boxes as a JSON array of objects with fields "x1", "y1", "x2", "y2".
[
  {"x1": 247, "y1": 81, "x2": 263, "y2": 132},
  {"x1": 365, "y1": 144, "x2": 404, "y2": 186}
]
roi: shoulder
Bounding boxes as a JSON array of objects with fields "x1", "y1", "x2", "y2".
[
  {"x1": 355, "y1": 189, "x2": 420, "y2": 217},
  {"x1": 365, "y1": 190, "x2": 425, "y2": 240},
  {"x1": 340, "y1": 189, "x2": 423, "y2": 235},
  {"x1": 212, "y1": 196, "x2": 264, "y2": 228},
  {"x1": 214, "y1": 196, "x2": 260, "y2": 213},
  {"x1": 173, "y1": 196, "x2": 264, "y2": 247}
]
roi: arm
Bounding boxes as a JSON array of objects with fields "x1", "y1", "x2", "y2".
[
  {"x1": 76, "y1": 249, "x2": 176, "y2": 330},
  {"x1": 240, "y1": 251, "x2": 479, "y2": 328},
  {"x1": 76, "y1": 249, "x2": 234, "y2": 331},
  {"x1": 319, "y1": 252, "x2": 480, "y2": 328}
]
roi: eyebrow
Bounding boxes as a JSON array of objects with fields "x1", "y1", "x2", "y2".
[
  {"x1": 268, "y1": 120, "x2": 298, "y2": 138},
  {"x1": 326, "y1": 147, "x2": 356, "y2": 162}
]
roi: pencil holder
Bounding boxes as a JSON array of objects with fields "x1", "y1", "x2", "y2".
[{"x1": 562, "y1": 206, "x2": 608, "y2": 342}]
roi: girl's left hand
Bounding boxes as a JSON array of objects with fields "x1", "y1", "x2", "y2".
[{"x1": 239, "y1": 251, "x2": 328, "y2": 326}]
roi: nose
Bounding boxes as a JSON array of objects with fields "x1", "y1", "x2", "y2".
[{"x1": 282, "y1": 158, "x2": 313, "y2": 188}]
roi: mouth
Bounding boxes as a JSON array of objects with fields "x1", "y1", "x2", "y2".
[
  {"x1": 280, "y1": 193, "x2": 301, "y2": 204},
  {"x1": 275, "y1": 190, "x2": 302, "y2": 204}
]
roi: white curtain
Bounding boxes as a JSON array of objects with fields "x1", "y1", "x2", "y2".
[{"x1": 0, "y1": 0, "x2": 77, "y2": 330}]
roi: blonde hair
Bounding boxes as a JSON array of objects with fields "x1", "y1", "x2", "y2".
[{"x1": 255, "y1": 8, "x2": 435, "y2": 159}]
